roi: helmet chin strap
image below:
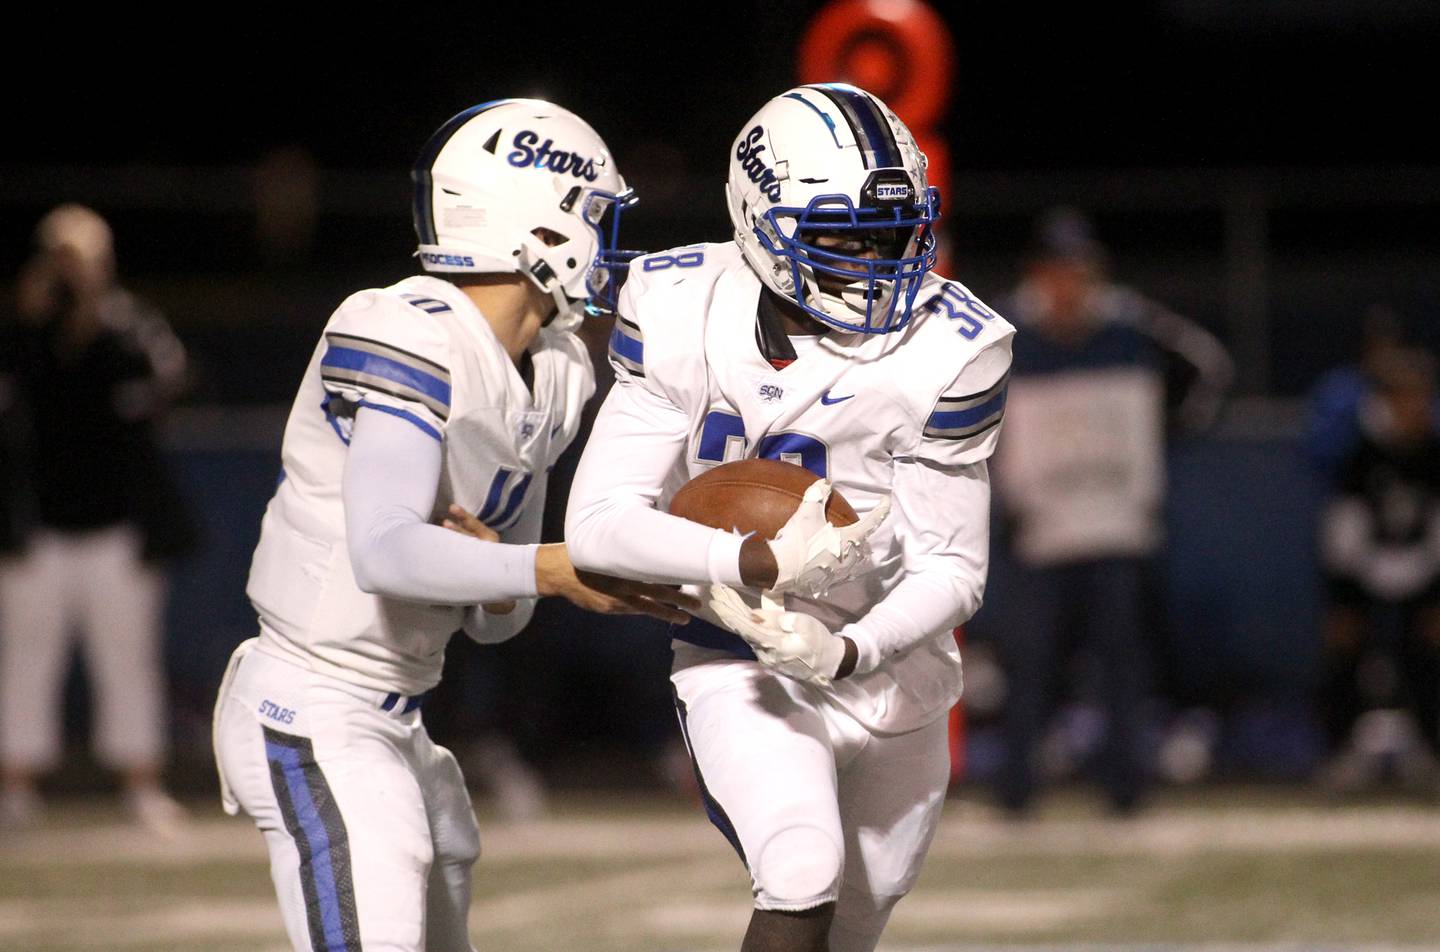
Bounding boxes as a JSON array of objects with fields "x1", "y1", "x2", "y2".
[
  {"x1": 839, "y1": 279, "x2": 894, "y2": 314},
  {"x1": 753, "y1": 228, "x2": 891, "y2": 326},
  {"x1": 545, "y1": 287, "x2": 585, "y2": 334},
  {"x1": 515, "y1": 245, "x2": 585, "y2": 333},
  {"x1": 799, "y1": 266, "x2": 892, "y2": 323}
]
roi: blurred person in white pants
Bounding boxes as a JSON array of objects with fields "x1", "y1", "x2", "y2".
[{"x1": 0, "y1": 204, "x2": 194, "y2": 830}]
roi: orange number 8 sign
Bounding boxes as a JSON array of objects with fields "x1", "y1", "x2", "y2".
[{"x1": 799, "y1": 0, "x2": 955, "y2": 266}]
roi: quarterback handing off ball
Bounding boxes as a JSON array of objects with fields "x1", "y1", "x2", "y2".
[{"x1": 668, "y1": 459, "x2": 858, "y2": 539}]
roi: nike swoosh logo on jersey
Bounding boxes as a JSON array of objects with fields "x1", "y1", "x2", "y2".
[{"x1": 820, "y1": 390, "x2": 855, "y2": 405}]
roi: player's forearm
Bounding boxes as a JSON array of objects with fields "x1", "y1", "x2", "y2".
[
  {"x1": 345, "y1": 407, "x2": 541, "y2": 604},
  {"x1": 462, "y1": 598, "x2": 537, "y2": 645},
  {"x1": 565, "y1": 382, "x2": 747, "y2": 586},
  {"x1": 350, "y1": 512, "x2": 540, "y2": 604},
  {"x1": 837, "y1": 457, "x2": 989, "y2": 674},
  {"x1": 839, "y1": 568, "x2": 981, "y2": 675},
  {"x1": 566, "y1": 493, "x2": 745, "y2": 585}
]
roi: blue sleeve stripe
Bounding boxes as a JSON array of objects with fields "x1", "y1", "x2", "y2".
[
  {"x1": 322, "y1": 346, "x2": 452, "y2": 421},
  {"x1": 925, "y1": 387, "x2": 1007, "y2": 440},
  {"x1": 928, "y1": 389, "x2": 1007, "y2": 429},
  {"x1": 935, "y1": 371, "x2": 1009, "y2": 410},
  {"x1": 608, "y1": 326, "x2": 645, "y2": 377},
  {"x1": 399, "y1": 293, "x2": 452, "y2": 314},
  {"x1": 613, "y1": 316, "x2": 645, "y2": 350},
  {"x1": 356, "y1": 401, "x2": 442, "y2": 442},
  {"x1": 326, "y1": 332, "x2": 450, "y2": 374},
  {"x1": 927, "y1": 413, "x2": 1003, "y2": 441},
  {"x1": 321, "y1": 346, "x2": 451, "y2": 403},
  {"x1": 323, "y1": 372, "x2": 450, "y2": 422},
  {"x1": 609, "y1": 328, "x2": 644, "y2": 363}
]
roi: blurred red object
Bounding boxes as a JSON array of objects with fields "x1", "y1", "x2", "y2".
[{"x1": 799, "y1": 0, "x2": 956, "y2": 271}]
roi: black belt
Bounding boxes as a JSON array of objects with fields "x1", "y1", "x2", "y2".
[{"x1": 670, "y1": 618, "x2": 756, "y2": 660}]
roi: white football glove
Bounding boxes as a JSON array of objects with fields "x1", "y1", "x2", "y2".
[
  {"x1": 708, "y1": 584, "x2": 849, "y2": 687},
  {"x1": 768, "y1": 481, "x2": 891, "y2": 597}
]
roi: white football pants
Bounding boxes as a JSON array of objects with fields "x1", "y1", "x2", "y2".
[
  {"x1": 0, "y1": 525, "x2": 167, "y2": 771},
  {"x1": 670, "y1": 649, "x2": 951, "y2": 952},
  {"x1": 213, "y1": 639, "x2": 480, "y2": 952}
]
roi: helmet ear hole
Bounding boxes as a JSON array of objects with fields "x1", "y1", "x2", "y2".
[{"x1": 531, "y1": 227, "x2": 570, "y2": 248}]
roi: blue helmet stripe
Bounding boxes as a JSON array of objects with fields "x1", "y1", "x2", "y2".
[
  {"x1": 411, "y1": 99, "x2": 512, "y2": 245},
  {"x1": 834, "y1": 84, "x2": 904, "y2": 168},
  {"x1": 809, "y1": 84, "x2": 903, "y2": 170},
  {"x1": 413, "y1": 171, "x2": 437, "y2": 245}
]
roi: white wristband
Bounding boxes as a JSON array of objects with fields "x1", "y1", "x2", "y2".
[
  {"x1": 706, "y1": 529, "x2": 746, "y2": 586},
  {"x1": 838, "y1": 623, "x2": 883, "y2": 676}
]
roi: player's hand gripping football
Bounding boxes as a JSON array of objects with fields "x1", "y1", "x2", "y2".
[
  {"x1": 747, "y1": 480, "x2": 891, "y2": 597},
  {"x1": 707, "y1": 584, "x2": 855, "y2": 687}
]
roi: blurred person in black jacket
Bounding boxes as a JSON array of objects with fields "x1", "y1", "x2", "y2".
[
  {"x1": 990, "y1": 208, "x2": 1233, "y2": 816},
  {"x1": 1318, "y1": 347, "x2": 1440, "y2": 794},
  {"x1": 0, "y1": 205, "x2": 196, "y2": 830},
  {"x1": 1304, "y1": 307, "x2": 1409, "y2": 479}
]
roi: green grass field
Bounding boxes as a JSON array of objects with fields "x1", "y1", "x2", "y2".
[{"x1": 2, "y1": 787, "x2": 1438, "y2": 951}]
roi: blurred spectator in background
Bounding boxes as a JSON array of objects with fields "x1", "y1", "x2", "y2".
[
  {"x1": 0, "y1": 205, "x2": 196, "y2": 831},
  {"x1": 253, "y1": 145, "x2": 319, "y2": 267},
  {"x1": 991, "y1": 207, "x2": 1233, "y2": 816},
  {"x1": 1317, "y1": 346, "x2": 1440, "y2": 795},
  {"x1": 1305, "y1": 306, "x2": 1410, "y2": 478}
]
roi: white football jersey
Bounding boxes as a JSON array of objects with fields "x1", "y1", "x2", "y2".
[
  {"x1": 596, "y1": 241, "x2": 1013, "y2": 732},
  {"x1": 247, "y1": 275, "x2": 595, "y2": 694}
]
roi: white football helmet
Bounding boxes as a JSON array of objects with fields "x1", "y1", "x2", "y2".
[
  {"x1": 725, "y1": 84, "x2": 940, "y2": 334},
  {"x1": 412, "y1": 99, "x2": 637, "y2": 325}
]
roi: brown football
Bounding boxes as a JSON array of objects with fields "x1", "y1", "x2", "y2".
[{"x1": 667, "y1": 458, "x2": 857, "y2": 540}]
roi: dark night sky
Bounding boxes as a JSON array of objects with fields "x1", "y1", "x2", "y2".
[
  {"x1": 8, "y1": 1, "x2": 1439, "y2": 401},
  {"x1": 13, "y1": 2, "x2": 1439, "y2": 173}
]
